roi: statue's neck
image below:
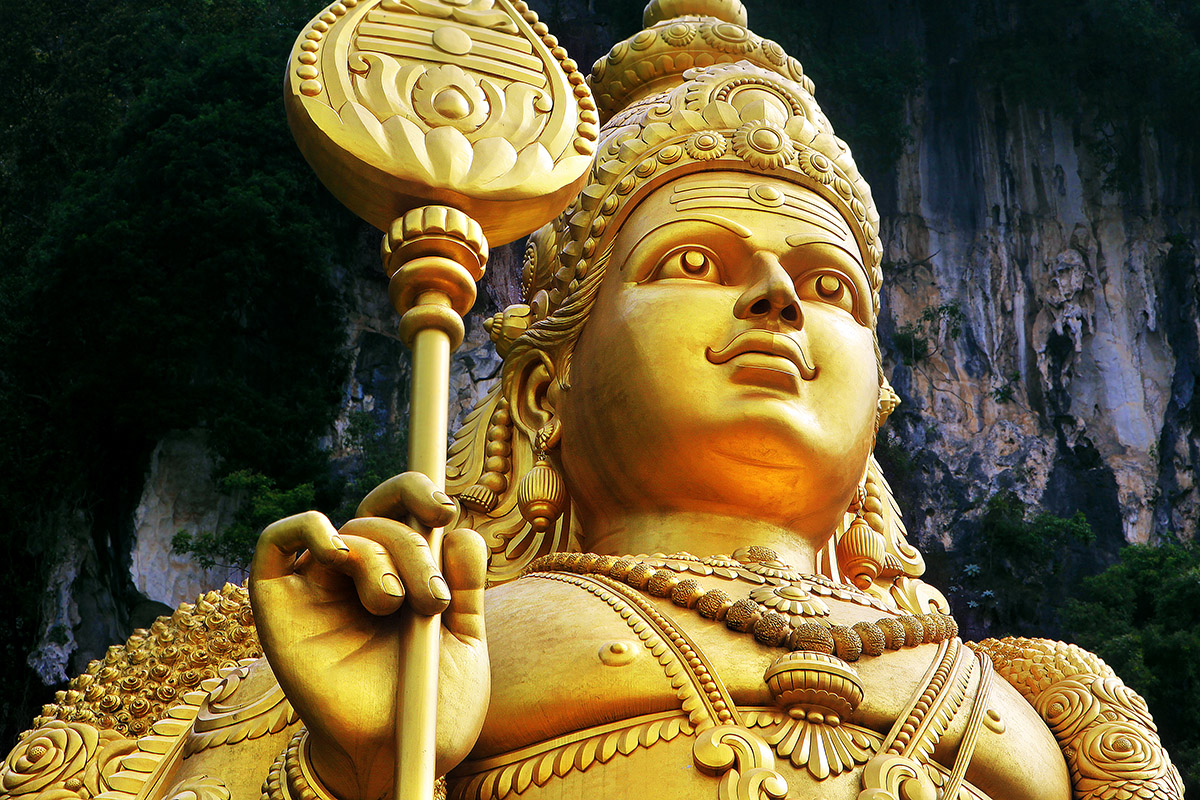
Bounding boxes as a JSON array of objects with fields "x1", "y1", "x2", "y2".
[{"x1": 581, "y1": 511, "x2": 820, "y2": 571}]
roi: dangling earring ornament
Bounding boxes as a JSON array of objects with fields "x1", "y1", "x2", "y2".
[
  {"x1": 877, "y1": 378, "x2": 900, "y2": 429},
  {"x1": 517, "y1": 420, "x2": 565, "y2": 533},
  {"x1": 836, "y1": 484, "x2": 887, "y2": 590}
]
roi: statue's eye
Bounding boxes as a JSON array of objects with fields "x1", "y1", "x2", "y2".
[
  {"x1": 799, "y1": 271, "x2": 856, "y2": 314},
  {"x1": 649, "y1": 247, "x2": 724, "y2": 284}
]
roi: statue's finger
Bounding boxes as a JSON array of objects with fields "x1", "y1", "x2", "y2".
[
  {"x1": 335, "y1": 535, "x2": 409, "y2": 616},
  {"x1": 340, "y1": 516, "x2": 451, "y2": 616},
  {"x1": 356, "y1": 471, "x2": 457, "y2": 527},
  {"x1": 442, "y1": 528, "x2": 487, "y2": 641},
  {"x1": 251, "y1": 511, "x2": 349, "y2": 582}
]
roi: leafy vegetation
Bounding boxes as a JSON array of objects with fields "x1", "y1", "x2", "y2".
[
  {"x1": 952, "y1": 491, "x2": 1095, "y2": 636},
  {"x1": 171, "y1": 410, "x2": 411, "y2": 572},
  {"x1": 172, "y1": 471, "x2": 317, "y2": 572},
  {"x1": 1063, "y1": 543, "x2": 1200, "y2": 795},
  {"x1": 892, "y1": 302, "x2": 966, "y2": 366},
  {"x1": 740, "y1": 5, "x2": 926, "y2": 183},
  {"x1": 0, "y1": 0, "x2": 361, "y2": 743},
  {"x1": 334, "y1": 411, "x2": 411, "y2": 521},
  {"x1": 969, "y1": 0, "x2": 1200, "y2": 191}
]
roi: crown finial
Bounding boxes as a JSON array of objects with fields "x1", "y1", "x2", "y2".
[{"x1": 643, "y1": 0, "x2": 748, "y2": 27}]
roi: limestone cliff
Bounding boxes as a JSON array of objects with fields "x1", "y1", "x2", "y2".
[{"x1": 874, "y1": 79, "x2": 1198, "y2": 594}]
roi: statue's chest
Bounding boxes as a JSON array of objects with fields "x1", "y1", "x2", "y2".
[
  {"x1": 475, "y1": 574, "x2": 939, "y2": 755},
  {"x1": 461, "y1": 575, "x2": 1069, "y2": 800}
]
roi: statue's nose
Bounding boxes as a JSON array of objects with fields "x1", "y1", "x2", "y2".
[{"x1": 733, "y1": 252, "x2": 803, "y2": 326}]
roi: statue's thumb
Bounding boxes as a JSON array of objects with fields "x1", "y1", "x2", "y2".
[{"x1": 441, "y1": 528, "x2": 488, "y2": 640}]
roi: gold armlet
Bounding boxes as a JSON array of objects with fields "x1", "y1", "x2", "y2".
[
  {"x1": 970, "y1": 637, "x2": 1184, "y2": 799},
  {"x1": 263, "y1": 730, "x2": 336, "y2": 800},
  {"x1": 263, "y1": 730, "x2": 447, "y2": 800}
]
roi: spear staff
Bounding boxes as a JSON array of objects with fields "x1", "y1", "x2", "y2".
[{"x1": 282, "y1": 2, "x2": 596, "y2": 797}]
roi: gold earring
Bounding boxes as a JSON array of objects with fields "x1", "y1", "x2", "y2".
[
  {"x1": 836, "y1": 484, "x2": 886, "y2": 590},
  {"x1": 517, "y1": 420, "x2": 565, "y2": 533},
  {"x1": 877, "y1": 379, "x2": 900, "y2": 427}
]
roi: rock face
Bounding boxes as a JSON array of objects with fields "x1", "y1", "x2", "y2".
[
  {"x1": 130, "y1": 432, "x2": 244, "y2": 608},
  {"x1": 27, "y1": 509, "x2": 125, "y2": 684},
  {"x1": 876, "y1": 85, "x2": 1198, "y2": 569},
  {"x1": 321, "y1": 236, "x2": 515, "y2": 467}
]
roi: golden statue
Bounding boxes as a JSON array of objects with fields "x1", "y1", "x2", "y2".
[{"x1": 0, "y1": 2, "x2": 1184, "y2": 800}]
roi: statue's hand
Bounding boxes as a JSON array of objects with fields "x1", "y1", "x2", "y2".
[{"x1": 249, "y1": 473, "x2": 489, "y2": 800}]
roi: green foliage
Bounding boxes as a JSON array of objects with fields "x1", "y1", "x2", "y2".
[
  {"x1": 1062, "y1": 543, "x2": 1200, "y2": 794},
  {"x1": 751, "y1": 5, "x2": 925, "y2": 182},
  {"x1": 990, "y1": 371, "x2": 1021, "y2": 404},
  {"x1": 173, "y1": 470, "x2": 316, "y2": 571},
  {"x1": 892, "y1": 302, "x2": 965, "y2": 366},
  {"x1": 171, "y1": 412, "x2": 410, "y2": 570},
  {"x1": 0, "y1": 0, "x2": 360, "y2": 743},
  {"x1": 0, "y1": 0, "x2": 358, "y2": 520},
  {"x1": 954, "y1": 491, "x2": 1094, "y2": 635}
]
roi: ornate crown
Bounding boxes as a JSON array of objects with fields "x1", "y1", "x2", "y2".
[{"x1": 512, "y1": 0, "x2": 883, "y2": 336}]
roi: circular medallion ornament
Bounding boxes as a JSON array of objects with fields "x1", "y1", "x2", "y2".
[
  {"x1": 631, "y1": 29, "x2": 658, "y2": 51},
  {"x1": 657, "y1": 144, "x2": 684, "y2": 165},
  {"x1": 733, "y1": 120, "x2": 795, "y2": 169},
  {"x1": 659, "y1": 22, "x2": 696, "y2": 47},
  {"x1": 686, "y1": 130, "x2": 728, "y2": 161},
  {"x1": 749, "y1": 182, "x2": 785, "y2": 207},
  {"x1": 702, "y1": 21, "x2": 757, "y2": 54},
  {"x1": 798, "y1": 150, "x2": 836, "y2": 184}
]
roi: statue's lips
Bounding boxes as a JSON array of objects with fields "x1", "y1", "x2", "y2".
[{"x1": 705, "y1": 330, "x2": 818, "y2": 381}]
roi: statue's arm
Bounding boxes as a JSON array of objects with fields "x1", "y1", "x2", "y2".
[{"x1": 969, "y1": 637, "x2": 1183, "y2": 800}]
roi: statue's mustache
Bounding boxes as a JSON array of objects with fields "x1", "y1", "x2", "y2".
[{"x1": 705, "y1": 330, "x2": 818, "y2": 380}]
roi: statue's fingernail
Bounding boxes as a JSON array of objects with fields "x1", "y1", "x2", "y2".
[
  {"x1": 429, "y1": 575, "x2": 451, "y2": 602},
  {"x1": 382, "y1": 574, "x2": 404, "y2": 598},
  {"x1": 331, "y1": 536, "x2": 350, "y2": 552},
  {"x1": 433, "y1": 491, "x2": 455, "y2": 507}
]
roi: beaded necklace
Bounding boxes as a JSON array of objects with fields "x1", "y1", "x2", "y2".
[{"x1": 525, "y1": 547, "x2": 958, "y2": 664}]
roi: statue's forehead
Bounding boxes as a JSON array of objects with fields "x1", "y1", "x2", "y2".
[
  {"x1": 667, "y1": 179, "x2": 854, "y2": 243},
  {"x1": 620, "y1": 171, "x2": 862, "y2": 264}
]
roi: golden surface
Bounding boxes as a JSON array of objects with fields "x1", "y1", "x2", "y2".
[
  {"x1": 0, "y1": 3, "x2": 1182, "y2": 800},
  {"x1": 284, "y1": 0, "x2": 596, "y2": 243}
]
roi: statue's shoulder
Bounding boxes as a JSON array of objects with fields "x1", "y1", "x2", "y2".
[
  {"x1": 0, "y1": 584, "x2": 299, "y2": 800},
  {"x1": 969, "y1": 636, "x2": 1184, "y2": 800}
]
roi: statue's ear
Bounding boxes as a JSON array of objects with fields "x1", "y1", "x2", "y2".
[{"x1": 505, "y1": 347, "x2": 560, "y2": 440}]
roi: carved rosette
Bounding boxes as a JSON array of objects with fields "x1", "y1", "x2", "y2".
[
  {"x1": 0, "y1": 585, "x2": 279, "y2": 800},
  {"x1": 0, "y1": 722, "x2": 134, "y2": 800},
  {"x1": 286, "y1": 0, "x2": 597, "y2": 243},
  {"x1": 29, "y1": 584, "x2": 260, "y2": 740},
  {"x1": 973, "y1": 637, "x2": 1184, "y2": 800}
]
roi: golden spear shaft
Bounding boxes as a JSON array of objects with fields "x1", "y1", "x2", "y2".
[
  {"x1": 283, "y1": 0, "x2": 596, "y2": 794},
  {"x1": 384, "y1": 217, "x2": 488, "y2": 800},
  {"x1": 397, "y1": 307, "x2": 452, "y2": 800}
]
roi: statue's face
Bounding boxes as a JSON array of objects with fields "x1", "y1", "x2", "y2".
[{"x1": 557, "y1": 171, "x2": 880, "y2": 543}]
